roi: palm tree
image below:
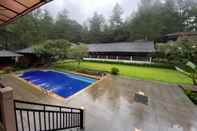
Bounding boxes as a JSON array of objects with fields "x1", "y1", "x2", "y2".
[{"x1": 176, "y1": 61, "x2": 197, "y2": 85}]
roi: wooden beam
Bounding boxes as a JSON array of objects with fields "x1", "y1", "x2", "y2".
[
  {"x1": 0, "y1": 18, "x2": 6, "y2": 22},
  {"x1": 0, "y1": 4, "x2": 19, "y2": 14},
  {"x1": 0, "y1": 13, "x2": 11, "y2": 19},
  {"x1": 13, "y1": 0, "x2": 29, "y2": 8},
  {"x1": 0, "y1": 0, "x2": 53, "y2": 26}
]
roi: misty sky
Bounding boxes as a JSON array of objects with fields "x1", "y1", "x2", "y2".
[{"x1": 41, "y1": 0, "x2": 140, "y2": 24}]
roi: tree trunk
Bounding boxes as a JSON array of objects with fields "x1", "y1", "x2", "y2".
[
  {"x1": 193, "y1": 78, "x2": 197, "y2": 85},
  {"x1": 77, "y1": 59, "x2": 81, "y2": 68},
  {"x1": 192, "y1": 73, "x2": 197, "y2": 85}
]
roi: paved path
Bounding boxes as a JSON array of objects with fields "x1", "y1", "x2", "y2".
[{"x1": 1, "y1": 75, "x2": 197, "y2": 131}]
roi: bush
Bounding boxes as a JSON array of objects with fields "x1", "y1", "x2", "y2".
[
  {"x1": 111, "y1": 67, "x2": 119, "y2": 75},
  {"x1": 3, "y1": 67, "x2": 15, "y2": 73},
  {"x1": 184, "y1": 89, "x2": 197, "y2": 105},
  {"x1": 14, "y1": 64, "x2": 28, "y2": 71},
  {"x1": 84, "y1": 60, "x2": 174, "y2": 69}
]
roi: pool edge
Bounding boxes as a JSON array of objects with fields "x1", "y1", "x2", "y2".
[{"x1": 11, "y1": 72, "x2": 108, "y2": 102}]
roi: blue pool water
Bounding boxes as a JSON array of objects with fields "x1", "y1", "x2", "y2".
[{"x1": 20, "y1": 70, "x2": 96, "y2": 98}]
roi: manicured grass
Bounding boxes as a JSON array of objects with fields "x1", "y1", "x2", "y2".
[{"x1": 53, "y1": 60, "x2": 192, "y2": 85}]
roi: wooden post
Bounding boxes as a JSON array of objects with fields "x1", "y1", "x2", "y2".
[{"x1": 0, "y1": 87, "x2": 17, "y2": 131}]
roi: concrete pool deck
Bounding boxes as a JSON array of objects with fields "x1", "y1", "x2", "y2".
[{"x1": 1, "y1": 74, "x2": 197, "y2": 131}]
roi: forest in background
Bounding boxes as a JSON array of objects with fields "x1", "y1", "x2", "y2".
[{"x1": 0, "y1": 0, "x2": 197, "y2": 50}]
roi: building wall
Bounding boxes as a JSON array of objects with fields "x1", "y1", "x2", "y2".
[
  {"x1": 88, "y1": 52, "x2": 154, "y2": 61},
  {"x1": 18, "y1": 54, "x2": 38, "y2": 66}
]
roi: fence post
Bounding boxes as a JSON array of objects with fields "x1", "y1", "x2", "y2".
[
  {"x1": 130, "y1": 56, "x2": 133, "y2": 61},
  {"x1": 149, "y1": 57, "x2": 152, "y2": 63},
  {"x1": 0, "y1": 87, "x2": 17, "y2": 131},
  {"x1": 80, "y1": 109, "x2": 85, "y2": 130}
]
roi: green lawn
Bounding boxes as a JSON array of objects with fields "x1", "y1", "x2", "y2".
[{"x1": 53, "y1": 60, "x2": 192, "y2": 85}]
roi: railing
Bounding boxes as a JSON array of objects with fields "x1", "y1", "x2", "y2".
[
  {"x1": 14, "y1": 100, "x2": 84, "y2": 131},
  {"x1": 84, "y1": 57, "x2": 152, "y2": 64}
]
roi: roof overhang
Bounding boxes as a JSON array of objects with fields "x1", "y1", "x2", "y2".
[
  {"x1": 0, "y1": 50, "x2": 23, "y2": 57},
  {"x1": 0, "y1": 0, "x2": 52, "y2": 27}
]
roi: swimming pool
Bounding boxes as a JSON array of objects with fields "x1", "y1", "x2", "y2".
[{"x1": 20, "y1": 70, "x2": 96, "y2": 98}]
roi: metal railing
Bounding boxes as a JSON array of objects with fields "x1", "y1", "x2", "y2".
[{"x1": 14, "y1": 100, "x2": 84, "y2": 131}]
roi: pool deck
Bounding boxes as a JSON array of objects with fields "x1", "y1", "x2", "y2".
[{"x1": 1, "y1": 74, "x2": 197, "y2": 131}]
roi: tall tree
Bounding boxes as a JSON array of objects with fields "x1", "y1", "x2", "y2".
[
  {"x1": 109, "y1": 3, "x2": 129, "y2": 42},
  {"x1": 55, "y1": 9, "x2": 83, "y2": 42},
  {"x1": 128, "y1": 0, "x2": 184, "y2": 40},
  {"x1": 110, "y1": 3, "x2": 123, "y2": 28},
  {"x1": 88, "y1": 12, "x2": 105, "y2": 42}
]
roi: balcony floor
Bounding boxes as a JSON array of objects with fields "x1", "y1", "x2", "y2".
[{"x1": 1, "y1": 74, "x2": 197, "y2": 131}]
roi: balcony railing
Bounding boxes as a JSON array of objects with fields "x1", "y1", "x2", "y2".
[{"x1": 14, "y1": 100, "x2": 84, "y2": 131}]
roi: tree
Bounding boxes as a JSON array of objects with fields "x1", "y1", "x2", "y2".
[
  {"x1": 176, "y1": 61, "x2": 197, "y2": 85},
  {"x1": 80, "y1": 22, "x2": 91, "y2": 43},
  {"x1": 34, "y1": 39, "x2": 72, "y2": 62},
  {"x1": 110, "y1": 3, "x2": 123, "y2": 28},
  {"x1": 54, "y1": 9, "x2": 83, "y2": 42},
  {"x1": 157, "y1": 36, "x2": 197, "y2": 65},
  {"x1": 176, "y1": 0, "x2": 197, "y2": 31},
  {"x1": 37, "y1": 10, "x2": 54, "y2": 40},
  {"x1": 2, "y1": 0, "x2": 197, "y2": 48},
  {"x1": 88, "y1": 12, "x2": 105, "y2": 43},
  {"x1": 6, "y1": 13, "x2": 40, "y2": 47},
  {"x1": 127, "y1": 0, "x2": 187, "y2": 40},
  {"x1": 68, "y1": 43, "x2": 88, "y2": 66}
]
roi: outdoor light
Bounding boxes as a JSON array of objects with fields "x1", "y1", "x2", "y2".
[
  {"x1": 135, "y1": 128, "x2": 141, "y2": 131},
  {"x1": 138, "y1": 91, "x2": 145, "y2": 96},
  {"x1": 80, "y1": 106, "x2": 85, "y2": 110}
]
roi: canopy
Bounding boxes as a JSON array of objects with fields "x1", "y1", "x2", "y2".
[{"x1": 0, "y1": 0, "x2": 52, "y2": 26}]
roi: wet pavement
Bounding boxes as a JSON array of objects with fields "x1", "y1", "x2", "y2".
[{"x1": 1, "y1": 74, "x2": 197, "y2": 131}]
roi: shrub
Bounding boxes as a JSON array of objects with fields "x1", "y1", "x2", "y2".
[
  {"x1": 184, "y1": 89, "x2": 197, "y2": 105},
  {"x1": 111, "y1": 67, "x2": 119, "y2": 75},
  {"x1": 84, "y1": 60, "x2": 174, "y2": 69},
  {"x1": 75, "y1": 68, "x2": 106, "y2": 76},
  {"x1": 3, "y1": 67, "x2": 15, "y2": 73},
  {"x1": 14, "y1": 64, "x2": 28, "y2": 71}
]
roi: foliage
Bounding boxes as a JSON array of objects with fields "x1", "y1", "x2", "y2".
[
  {"x1": 0, "y1": 70, "x2": 4, "y2": 75},
  {"x1": 157, "y1": 36, "x2": 197, "y2": 65},
  {"x1": 1, "y1": 0, "x2": 197, "y2": 50},
  {"x1": 111, "y1": 67, "x2": 119, "y2": 75},
  {"x1": 176, "y1": 61, "x2": 197, "y2": 85},
  {"x1": 67, "y1": 43, "x2": 88, "y2": 65},
  {"x1": 184, "y1": 89, "x2": 197, "y2": 105},
  {"x1": 52, "y1": 61, "x2": 192, "y2": 84},
  {"x1": 2, "y1": 67, "x2": 15, "y2": 73},
  {"x1": 54, "y1": 9, "x2": 83, "y2": 42},
  {"x1": 14, "y1": 64, "x2": 29, "y2": 71},
  {"x1": 75, "y1": 68, "x2": 105, "y2": 76},
  {"x1": 128, "y1": 0, "x2": 183, "y2": 40},
  {"x1": 110, "y1": 3, "x2": 123, "y2": 29},
  {"x1": 33, "y1": 39, "x2": 71, "y2": 61},
  {"x1": 88, "y1": 12, "x2": 105, "y2": 43},
  {"x1": 84, "y1": 60, "x2": 174, "y2": 69}
]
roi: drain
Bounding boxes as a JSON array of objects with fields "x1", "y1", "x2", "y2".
[{"x1": 134, "y1": 93, "x2": 148, "y2": 105}]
